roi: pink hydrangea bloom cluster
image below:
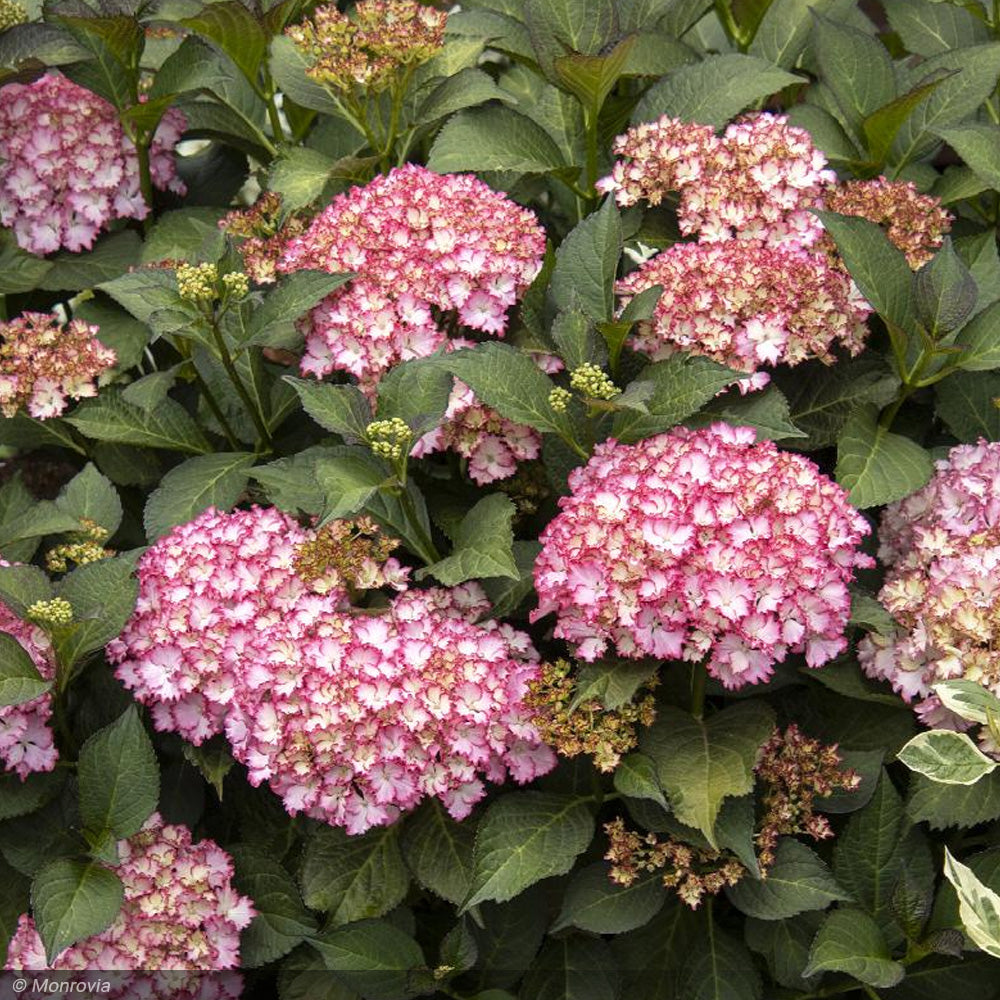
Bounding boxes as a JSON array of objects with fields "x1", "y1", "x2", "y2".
[
  {"x1": 0, "y1": 578, "x2": 57, "y2": 779},
  {"x1": 412, "y1": 360, "x2": 546, "y2": 484},
  {"x1": 598, "y1": 113, "x2": 834, "y2": 246},
  {"x1": 278, "y1": 164, "x2": 546, "y2": 392},
  {"x1": 0, "y1": 312, "x2": 117, "y2": 419},
  {"x1": 0, "y1": 74, "x2": 186, "y2": 255},
  {"x1": 532, "y1": 424, "x2": 873, "y2": 688},
  {"x1": 615, "y1": 240, "x2": 870, "y2": 383},
  {"x1": 6, "y1": 813, "x2": 254, "y2": 986},
  {"x1": 601, "y1": 113, "x2": 871, "y2": 382},
  {"x1": 858, "y1": 440, "x2": 1000, "y2": 722},
  {"x1": 109, "y1": 506, "x2": 555, "y2": 833}
]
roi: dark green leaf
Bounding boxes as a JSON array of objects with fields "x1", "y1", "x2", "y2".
[
  {"x1": 419, "y1": 494, "x2": 518, "y2": 585},
  {"x1": 550, "y1": 198, "x2": 622, "y2": 323},
  {"x1": 376, "y1": 358, "x2": 454, "y2": 438},
  {"x1": 804, "y1": 907, "x2": 904, "y2": 987},
  {"x1": 245, "y1": 271, "x2": 354, "y2": 350},
  {"x1": 553, "y1": 862, "x2": 665, "y2": 934},
  {"x1": 0, "y1": 632, "x2": 50, "y2": 709},
  {"x1": 31, "y1": 859, "x2": 124, "y2": 964}
]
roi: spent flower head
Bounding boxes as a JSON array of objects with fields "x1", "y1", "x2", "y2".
[
  {"x1": 823, "y1": 177, "x2": 951, "y2": 269},
  {"x1": 0, "y1": 312, "x2": 116, "y2": 420},
  {"x1": 533, "y1": 423, "x2": 873, "y2": 687},
  {"x1": 221, "y1": 192, "x2": 307, "y2": 285}
]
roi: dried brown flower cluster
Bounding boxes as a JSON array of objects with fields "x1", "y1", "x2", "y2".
[
  {"x1": 604, "y1": 817, "x2": 745, "y2": 909},
  {"x1": 45, "y1": 519, "x2": 114, "y2": 573},
  {"x1": 525, "y1": 659, "x2": 656, "y2": 773},
  {"x1": 286, "y1": 0, "x2": 447, "y2": 94},
  {"x1": 604, "y1": 723, "x2": 859, "y2": 907},
  {"x1": 293, "y1": 516, "x2": 406, "y2": 596},
  {"x1": 220, "y1": 192, "x2": 307, "y2": 285},
  {"x1": 823, "y1": 177, "x2": 952, "y2": 269},
  {"x1": 754, "y1": 724, "x2": 861, "y2": 869}
]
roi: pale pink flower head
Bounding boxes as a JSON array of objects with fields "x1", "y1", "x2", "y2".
[
  {"x1": 5, "y1": 813, "x2": 254, "y2": 988},
  {"x1": 599, "y1": 112, "x2": 834, "y2": 247},
  {"x1": 532, "y1": 424, "x2": 873, "y2": 688},
  {"x1": 615, "y1": 240, "x2": 871, "y2": 383},
  {"x1": 0, "y1": 74, "x2": 185, "y2": 255},
  {"x1": 859, "y1": 440, "x2": 1000, "y2": 713},
  {"x1": 279, "y1": 164, "x2": 546, "y2": 393},
  {"x1": 0, "y1": 565, "x2": 57, "y2": 779},
  {"x1": 0, "y1": 312, "x2": 116, "y2": 419}
]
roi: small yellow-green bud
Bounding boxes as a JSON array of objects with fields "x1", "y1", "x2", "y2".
[
  {"x1": 221, "y1": 271, "x2": 250, "y2": 299},
  {"x1": 366, "y1": 417, "x2": 411, "y2": 461},
  {"x1": 176, "y1": 262, "x2": 219, "y2": 302},
  {"x1": 0, "y1": 0, "x2": 27, "y2": 30},
  {"x1": 549, "y1": 386, "x2": 572, "y2": 412},
  {"x1": 570, "y1": 363, "x2": 620, "y2": 400},
  {"x1": 26, "y1": 598, "x2": 74, "y2": 628}
]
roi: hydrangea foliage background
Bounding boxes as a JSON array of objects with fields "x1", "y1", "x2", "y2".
[{"x1": 2, "y1": 0, "x2": 1000, "y2": 997}]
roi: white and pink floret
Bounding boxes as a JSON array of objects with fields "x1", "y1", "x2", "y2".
[{"x1": 532, "y1": 424, "x2": 873, "y2": 688}]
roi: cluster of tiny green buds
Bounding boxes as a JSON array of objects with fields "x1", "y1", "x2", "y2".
[
  {"x1": 221, "y1": 271, "x2": 250, "y2": 299},
  {"x1": 0, "y1": 0, "x2": 27, "y2": 30},
  {"x1": 549, "y1": 386, "x2": 572, "y2": 412},
  {"x1": 570, "y1": 363, "x2": 621, "y2": 400},
  {"x1": 176, "y1": 262, "x2": 219, "y2": 302},
  {"x1": 46, "y1": 520, "x2": 113, "y2": 573},
  {"x1": 26, "y1": 597, "x2": 74, "y2": 628},
  {"x1": 366, "y1": 417, "x2": 411, "y2": 460}
]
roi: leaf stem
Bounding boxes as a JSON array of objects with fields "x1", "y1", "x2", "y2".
[
  {"x1": 208, "y1": 317, "x2": 273, "y2": 450},
  {"x1": 264, "y1": 91, "x2": 287, "y2": 145},
  {"x1": 191, "y1": 368, "x2": 241, "y2": 449},
  {"x1": 134, "y1": 134, "x2": 154, "y2": 234}
]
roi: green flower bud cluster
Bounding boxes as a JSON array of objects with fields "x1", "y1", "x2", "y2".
[
  {"x1": 0, "y1": 0, "x2": 26, "y2": 29},
  {"x1": 570, "y1": 363, "x2": 620, "y2": 400},
  {"x1": 549, "y1": 386, "x2": 572, "y2": 412},
  {"x1": 366, "y1": 417, "x2": 411, "y2": 460},
  {"x1": 176, "y1": 263, "x2": 219, "y2": 302},
  {"x1": 221, "y1": 271, "x2": 250, "y2": 299},
  {"x1": 26, "y1": 597, "x2": 74, "y2": 628}
]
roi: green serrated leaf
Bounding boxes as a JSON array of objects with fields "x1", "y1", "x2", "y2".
[
  {"x1": 376, "y1": 357, "x2": 454, "y2": 438},
  {"x1": 633, "y1": 53, "x2": 801, "y2": 128},
  {"x1": 803, "y1": 907, "x2": 904, "y2": 987},
  {"x1": 244, "y1": 271, "x2": 353, "y2": 350},
  {"x1": 31, "y1": 860, "x2": 124, "y2": 964},
  {"x1": 231, "y1": 846, "x2": 317, "y2": 967},
  {"x1": 0, "y1": 632, "x2": 50, "y2": 708},
  {"x1": 78, "y1": 706, "x2": 159, "y2": 842},
  {"x1": 419, "y1": 494, "x2": 518, "y2": 586},
  {"x1": 286, "y1": 377, "x2": 372, "y2": 440},
  {"x1": 427, "y1": 105, "x2": 567, "y2": 175},
  {"x1": 463, "y1": 792, "x2": 595, "y2": 909},
  {"x1": 553, "y1": 862, "x2": 666, "y2": 935},
  {"x1": 726, "y1": 839, "x2": 851, "y2": 920},
  {"x1": 300, "y1": 825, "x2": 409, "y2": 925},
  {"x1": 640, "y1": 702, "x2": 775, "y2": 847},
  {"x1": 550, "y1": 198, "x2": 622, "y2": 323},
  {"x1": 836, "y1": 403, "x2": 933, "y2": 509},
  {"x1": 402, "y1": 798, "x2": 476, "y2": 907}
]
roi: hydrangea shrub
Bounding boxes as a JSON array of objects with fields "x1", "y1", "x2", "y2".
[{"x1": 1, "y1": 0, "x2": 1000, "y2": 996}]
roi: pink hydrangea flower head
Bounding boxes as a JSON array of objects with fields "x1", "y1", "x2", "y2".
[
  {"x1": 0, "y1": 74, "x2": 186, "y2": 255},
  {"x1": 225, "y1": 583, "x2": 556, "y2": 833},
  {"x1": 0, "y1": 566, "x2": 58, "y2": 779},
  {"x1": 532, "y1": 424, "x2": 873, "y2": 688},
  {"x1": 599, "y1": 113, "x2": 834, "y2": 247},
  {"x1": 858, "y1": 440, "x2": 1000, "y2": 714},
  {"x1": 615, "y1": 240, "x2": 871, "y2": 382},
  {"x1": 279, "y1": 164, "x2": 546, "y2": 393},
  {"x1": 110, "y1": 507, "x2": 554, "y2": 832},
  {"x1": 6, "y1": 813, "x2": 254, "y2": 986},
  {"x1": 0, "y1": 312, "x2": 116, "y2": 419},
  {"x1": 823, "y1": 177, "x2": 952, "y2": 269}
]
